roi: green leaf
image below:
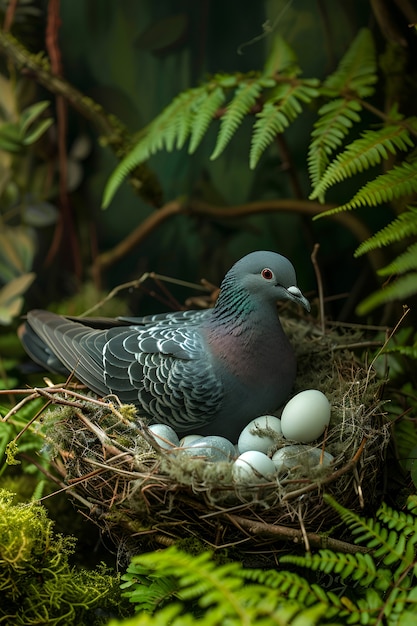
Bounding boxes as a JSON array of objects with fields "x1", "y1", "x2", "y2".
[
  {"x1": 321, "y1": 160, "x2": 417, "y2": 216},
  {"x1": 250, "y1": 81, "x2": 319, "y2": 169},
  {"x1": 357, "y1": 272, "x2": 417, "y2": 315},
  {"x1": 0, "y1": 122, "x2": 23, "y2": 152},
  {"x1": 378, "y1": 242, "x2": 417, "y2": 276},
  {"x1": 355, "y1": 206, "x2": 417, "y2": 256},
  {"x1": 263, "y1": 35, "x2": 299, "y2": 77},
  {"x1": 310, "y1": 123, "x2": 415, "y2": 201},
  {"x1": 188, "y1": 85, "x2": 225, "y2": 154},
  {"x1": 210, "y1": 78, "x2": 264, "y2": 161},
  {"x1": 22, "y1": 118, "x2": 53, "y2": 145},
  {"x1": 323, "y1": 28, "x2": 377, "y2": 98},
  {"x1": 308, "y1": 98, "x2": 363, "y2": 194},
  {"x1": 19, "y1": 100, "x2": 51, "y2": 134}
]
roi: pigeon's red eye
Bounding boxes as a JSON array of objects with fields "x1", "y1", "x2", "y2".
[{"x1": 261, "y1": 268, "x2": 274, "y2": 280}]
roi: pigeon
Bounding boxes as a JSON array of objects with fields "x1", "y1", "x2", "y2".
[{"x1": 19, "y1": 251, "x2": 310, "y2": 441}]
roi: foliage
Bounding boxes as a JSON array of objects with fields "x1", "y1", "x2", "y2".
[
  {"x1": 0, "y1": 74, "x2": 57, "y2": 324},
  {"x1": 102, "y1": 35, "x2": 320, "y2": 208},
  {"x1": 111, "y1": 494, "x2": 417, "y2": 625},
  {"x1": 0, "y1": 488, "x2": 129, "y2": 625},
  {"x1": 102, "y1": 25, "x2": 417, "y2": 316},
  {"x1": 0, "y1": 99, "x2": 53, "y2": 153}
]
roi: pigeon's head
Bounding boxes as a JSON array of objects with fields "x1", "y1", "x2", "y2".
[{"x1": 224, "y1": 251, "x2": 310, "y2": 312}]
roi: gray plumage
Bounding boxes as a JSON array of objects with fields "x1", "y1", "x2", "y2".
[{"x1": 20, "y1": 251, "x2": 309, "y2": 441}]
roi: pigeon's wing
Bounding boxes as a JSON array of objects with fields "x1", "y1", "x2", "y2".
[
  {"x1": 103, "y1": 323, "x2": 224, "y2": 431},
  {"x1": 118, "y1": 309, "x2": 212, "y2": 327},
  {"x1": 22, "y1": 310, "x2": 224, "y2": 432},
  {"x1": 21, "y1": 311, "x2": 111, "y2": 389}
]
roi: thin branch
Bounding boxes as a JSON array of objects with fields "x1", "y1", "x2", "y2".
[
  {"x1": 225, "y1": 512, "x2": 369, "y2": 553},
  {"x1": 93, "y1": 197, "x2": 386, "y2": 274},
  {"x1": 311, "y1": 243, "x2": 325, "y2": 333}
]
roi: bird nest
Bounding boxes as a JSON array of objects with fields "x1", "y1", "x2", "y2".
[{"x1": 21, "y1": 312, "x2": 389, "y2": 555}]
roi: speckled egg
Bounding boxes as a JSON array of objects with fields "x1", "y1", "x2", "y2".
[
  {"x1": 180, "y1": 434, "x2": 203, "y2": 446},
  {"x1": 237, "y1": 415, "x2": 283, "y2": 454},
  {"x1": 232, "y1": 450, "x2": 276, "y2": 484},
  {"x1": 180, "y1": 435, "x2": 235, "y2": 462},
  {"x1": 148, "y1": 423, "x2": 180, "y2": 449},
  {"x1": 272, "y1": 444, "x2": 334, "y2": 474},
  {"x1": 280, "y1": 389, "x2": 331, "y2": 443}
]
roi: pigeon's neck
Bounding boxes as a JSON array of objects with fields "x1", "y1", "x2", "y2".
[
  {"x1": 205, "y1": 281, "x2": 293, "y2": 395},
  {"x1": 210, "y1": 281, "x2": 280, "y2": 335}
]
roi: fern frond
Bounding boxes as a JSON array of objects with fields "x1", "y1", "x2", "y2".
[
  {"x1": 321, "y1": 160, "x2": 417, "y2": 216},
  {"x1": 210, "y1": 78, "x2": 264, "y2": 160},
  {"x1": 308, "y1": 98, "x2": 362, "y2": 193},
  {"x1": 355, "y1": 206, "x2": 417, "y2": 256},
  {"x1": 102, "y1": 85, "x2": 206, "y2": 207},
  {"x1": 281, "y1": 549, "x2": 388, "y2": 590},
  {"x1": 263, "y1": 35, "x2": 300, "y2": 77},
  {"x1": 323, "y1": 28, "x2": 377, "y2": 98},
  {"x1": 188, "y1": 85, "x2": 226, "y2": 154},
  {"x1": 377, "y1": 242, "x2": 417, "y2": 277},
  {"x1": 121, "y1": 547, "x2": 347, "y2": 625},
  {"x1": 377, "y1": 501, "x2": 417, "y2": 539},
  {"x1": 325, "y1": 495, "x2": 417, "y2": 575},
  {"x1": 357, "y1": 272, "x2": 417, "y2": 315},
  {"x1": 310, "y1": 123, "x2": 415, "y2": 200},
  {"x1": 250, "y1": 80, "x2": 319, "y2": 169},
  {"x1": 243, "y1": 566, "x2": 330, "y2": 607}
]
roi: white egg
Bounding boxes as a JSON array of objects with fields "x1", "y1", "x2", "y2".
[
  {"x1": 232, "y1": 451, "x2": 276, "y2": 484},
  {"x1": 148, "y1": 423, "x2": 180, "y2": 449},
  {"x1": 237, "y1": 415, "x2": 283, "y2": 454},
  {"x1": 272, "y1": 444, "x2": 334, "y2": 474},
  {"x1": 280, "y1": 389, "x2": 331, "y2": 443},
  {"x1": 181, "y1": 436, "x2": 235, "y2": 462},
  {"x1": 180, "y1": 434, "x2": 203, "y2": 446}
]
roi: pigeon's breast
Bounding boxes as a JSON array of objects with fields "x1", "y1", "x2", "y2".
[{"x1": 204, "y1": 321, "x2": 296, "y2": 400}]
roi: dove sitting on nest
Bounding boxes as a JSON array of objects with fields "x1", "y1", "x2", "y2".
[{"x1": 19, "y1": 251, "x2": 310, "y2": 441}]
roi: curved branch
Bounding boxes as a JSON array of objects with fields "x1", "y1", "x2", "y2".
[{"x1": 93, "y1": 198, "x2": 385, "y2": 274}]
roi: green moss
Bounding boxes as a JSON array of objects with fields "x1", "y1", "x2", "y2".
[{"x1": 0, "y1": 489, "x2": 131, "y2": 625}]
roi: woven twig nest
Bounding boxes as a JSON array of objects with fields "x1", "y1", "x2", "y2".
[{"x1": 37, "y1": 314, "x2": 389, "y2": 553}]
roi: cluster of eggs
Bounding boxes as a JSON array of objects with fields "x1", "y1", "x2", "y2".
[{"x1": 148, "y1": 389, "x2": 332, "y2": 483}]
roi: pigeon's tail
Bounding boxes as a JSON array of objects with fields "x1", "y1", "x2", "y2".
[
  {"x1": 19, "y1": 316, "x2": 69, "y2": 375},
  {"x1": 19, "y1": 310, "x2": 110, "y2": 396}
]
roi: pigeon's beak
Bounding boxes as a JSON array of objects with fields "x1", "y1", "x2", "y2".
[{"x1": 286, "y1": 286, "x2": 311, "y2": 312}]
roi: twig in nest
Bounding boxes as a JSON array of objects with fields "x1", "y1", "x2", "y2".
[
  {"x1": 311, "y1": 243, "x2": 325, "y2": 334},
  {"x1": 225, "y1": 513, "x2": 368, "y2": 554},
  {"x1": 281, "y1": 436, "x2": 368, "y2": 502}
]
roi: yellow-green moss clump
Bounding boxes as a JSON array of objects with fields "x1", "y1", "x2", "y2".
[{"x1": 0, "y1": 489, "x2": 131, "y2": 625}]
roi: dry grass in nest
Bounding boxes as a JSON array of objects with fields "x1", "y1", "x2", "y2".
[{"x1": 4, "y1": 313, "x2": 390, "y2": 555}]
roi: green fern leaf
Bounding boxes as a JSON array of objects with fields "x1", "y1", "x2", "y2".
[
  {"x1": 323, "y1": 28, "x2": 377, "y2": 98},
  {"x1": 263, "y1": 35, "x2": 299, "y2": 77},
  {"x1": 355, "y1": 206, "x2": 417, "y2": 256},
  {"x1": 357, "y1": 272, "x2": 417, "y2": 315},
  {"x1": 308, "y1": 98, "x2": 362, "y2": 193},
  {"x1": 282, "y1": 549, "x2": 386, "y2": 590},
  {"x1": 250, "y1": 81, "x2": 319, "y2": 169},
  {"x1": 325, "y1": 495, "x2": 415, "y2": 575},
  {"x1": 188, "y1": 85, "x2": 225, "y2": 154},
  {"x1": 321, "y1": 160, "x2": 417, "y2": 216},
  {"x1": 390, "y1": 345, "x2": 417, "y2": 359},
  {"x1": 102, "y1": 86, "x2": 206, "y2": 207},
  {"x1": 377, "y1": 242, "x2": 417, "y2": 276},
  {"x1": 210, "y1": 78, "x2": 264, "y2": 160},
  {"x1": 310, "y1": 123, "x2": 415, "y2": 200}
]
